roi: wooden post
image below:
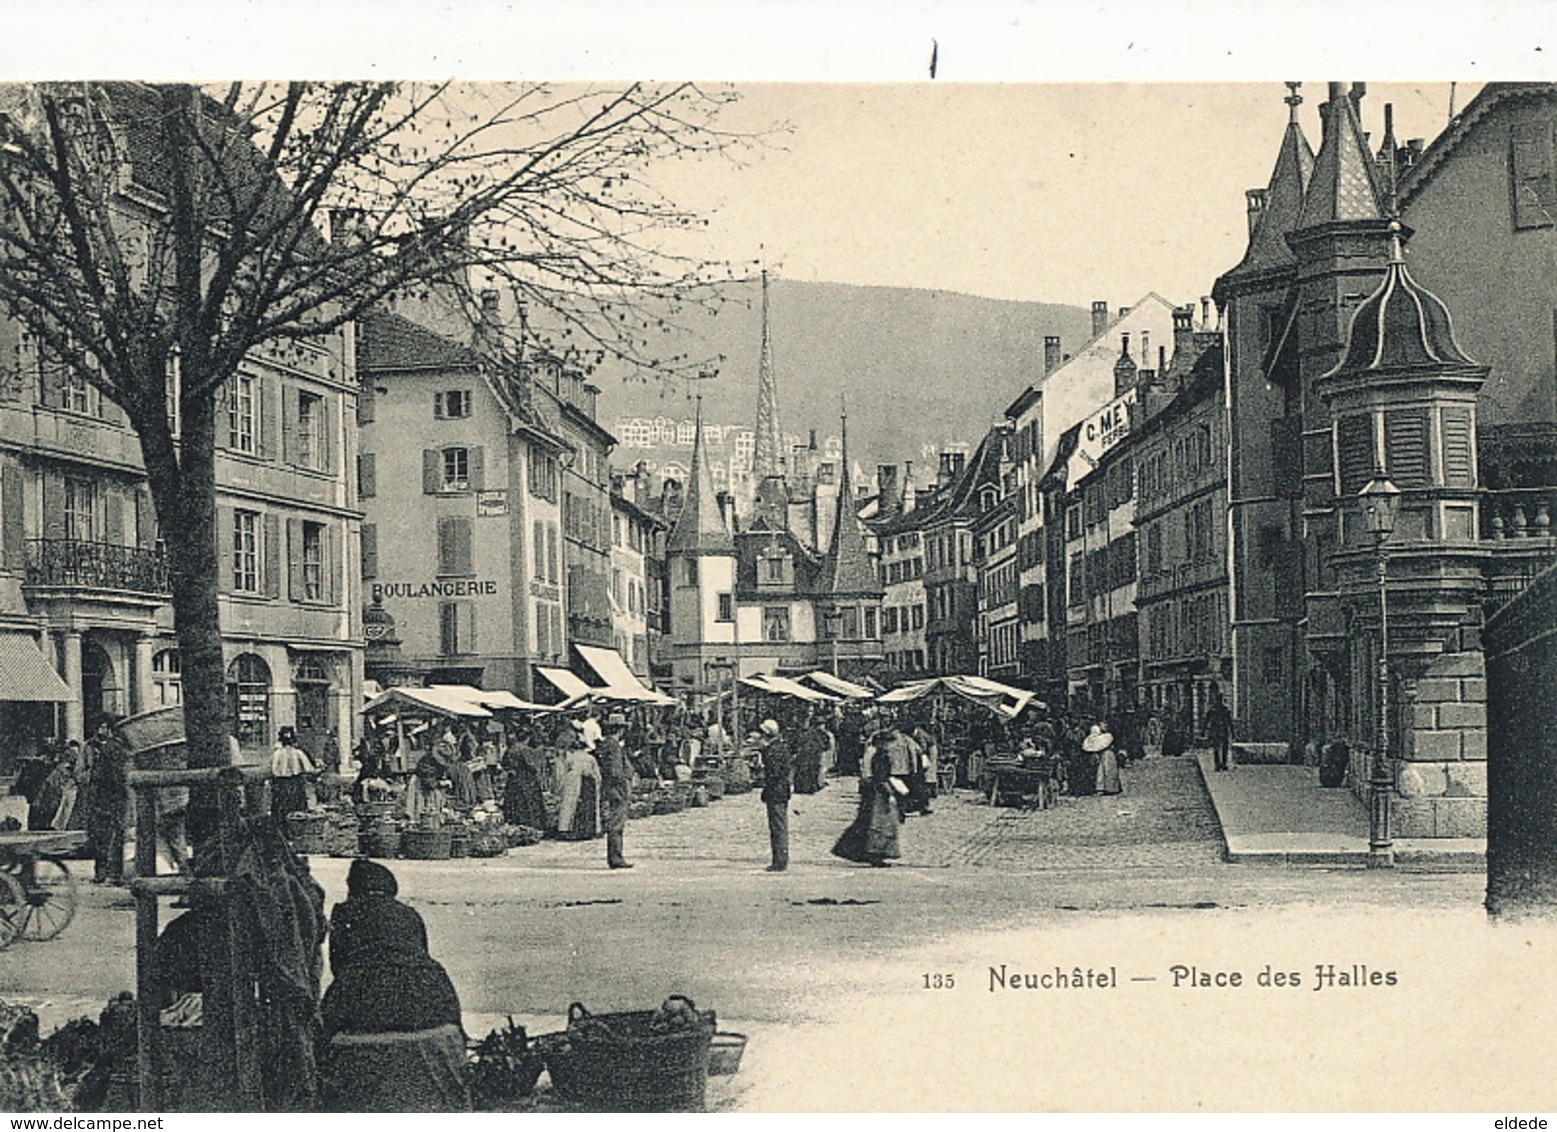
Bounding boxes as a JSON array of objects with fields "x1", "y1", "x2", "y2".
[
  {"x1": 133, "y1": 785, "x2": 161, "y2": 1111},
  {"x1": 220, "y1": 769, "x2": 263, "y2": 1110}
]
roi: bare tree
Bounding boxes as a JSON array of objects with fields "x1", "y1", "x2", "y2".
[{"x1": 0, "y1": 81, "x2": 745, "y2": 778}]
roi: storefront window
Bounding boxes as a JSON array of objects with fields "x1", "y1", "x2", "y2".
[
  {"x1": 152, "y1": 648, "x2": 181, "y2": 706},
  {"x1": 226, "y1": 653, "x2": 271, "y2": 748}
]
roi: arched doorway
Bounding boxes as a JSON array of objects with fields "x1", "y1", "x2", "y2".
[
  {"x1": 226, "y1": 653, "x2": 272, "y2": 754},
  {"x1": 81, "y1": 640, "x2": 121, "y2": 732},
  {"x1": 292, "y1": 656, "x2": 333, "y2": 763}
]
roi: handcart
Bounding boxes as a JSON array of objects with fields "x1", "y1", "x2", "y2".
[{"x1": 0, "y1": 828, "x2": 86, "y2": 947}]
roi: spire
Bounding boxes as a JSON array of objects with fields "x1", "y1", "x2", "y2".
[
  {"x1": 1324, "y1": 221, "x2": 1480, "y2": 377},
  {"x1": 1230, "y1": 82, "x2": 1316, "y2": 275},
  {"x1": 820, "y1": 407, "x2": 881, "y2": 597},
  {"x1": 1297, "y1": 81, "x2": 1385, "y2": 228},
  {"x1": 752, "y1": 268, "x2": 783, "y2": 485},
  {"x1": 667, "y1": 398, "x2": 734, "y2": 554}
]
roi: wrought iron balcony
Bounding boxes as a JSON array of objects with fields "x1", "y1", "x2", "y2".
[{"x1": 25, "y1": 538, "x2": 169, "y2": 596}]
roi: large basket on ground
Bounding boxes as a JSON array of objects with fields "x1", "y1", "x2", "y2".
[
  {"x1": 284, "y1": 812, "x2": 329, "y2": 854},
  {"x1": 539, "y1": 997, "x2": 715, "y2": 1111},
  {"x1": 401, "y1": 828, "x2": 453, "y2": 860}
]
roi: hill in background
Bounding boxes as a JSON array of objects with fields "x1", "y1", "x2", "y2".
[{"x1": 594, "y1": 277, "x2": 1095, "y2": 485}]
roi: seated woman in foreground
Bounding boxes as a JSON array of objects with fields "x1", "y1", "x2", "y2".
[{"x1": 319, "y1": 858, "x2": 468, "y2": 1111}]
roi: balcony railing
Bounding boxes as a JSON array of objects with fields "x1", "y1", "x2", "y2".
[
  {"x1": 1483, "y1": 487, "x2": 1557, "y2": 541},
  {"x1": 25, "y1": 538, "x2": 169, "y2": 595}
]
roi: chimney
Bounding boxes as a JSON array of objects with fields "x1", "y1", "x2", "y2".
[
  {"x1": 716, "y1": 490, "x2": 736, "y2": 533},
  {"x1": 1091, "y1": 300, "x2": 1109, "y2": 339},
  {"x1": 1158, "y1": 345, "x2": 1167, "y2": 374},
  {"x1": 877, "y1": 464, "x2": 901, "y2": 517},
  {"x1": 1200, "y1": 296, "x2": 1213, "y2": 328},
  {"x1": 1044, "y1": 335, "x2": 1062, "y2": 377},
  {"x1": 1246, "y1": 187, "x2": 1269, "y2": 237},
  {"x1": 1139, "y1": 330, "x2": 1150, "y2": 365},
  {"x1": 1114, "y1": 332, "x2": 1138, "y2": 396},
  {"x1": 1173, "y1": 304, "x2": 1195, "y2": 362},
  {"x1": 903, "y1": 461, "x2": 915, "y2": 510}
]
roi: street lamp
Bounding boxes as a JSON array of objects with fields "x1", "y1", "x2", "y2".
[{"x1": 1359, "y1": 472, "x2": 1401, "y2": 868}]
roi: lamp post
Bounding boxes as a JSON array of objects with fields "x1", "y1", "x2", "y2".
[{"x1": 1359, "y1": 472, "x2": 1401, "y2": 868}]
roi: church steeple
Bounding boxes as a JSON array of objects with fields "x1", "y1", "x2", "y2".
[
  {"x1": 667, "y1": 398, "x2": 733, "y2": 554},
  {"x1": 820, "y1": 409, "x2": 882, "y2": 597},
  {"x1": 752, "y1": 269, "x2": 783, "y2": 485}
]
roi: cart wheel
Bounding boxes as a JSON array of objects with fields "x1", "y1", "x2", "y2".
[
  {"x1": 0, "y1": 868, "x2": 25, "y2": 949},
  {"x1": 10, "y1": 855, "x2": 77, "y2": 940}
]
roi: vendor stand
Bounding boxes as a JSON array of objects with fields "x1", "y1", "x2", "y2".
[
  {"x1": 357, "y1": 686, "x2": 559, "y2": 860},
  {"x1": 877, "y1": 674, "x2": 1044, "y2": 789}
]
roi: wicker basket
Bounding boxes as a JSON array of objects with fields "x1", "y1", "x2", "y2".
[
  {"x1": 707, "y1": 1032, "x2": 747, "y2": 1077},
  {"x1": 540, "y1": 998, "x2": 715, "y2": 1112},
  {"x1": 284, "y1": 813, "x2": 329, "y2": 855},
  {"x1": 358, "y1": 830, "x2": 402, "y2": 859},
  {"x1": 401, "y1": 828, "x2": 453, "y2": 860}
]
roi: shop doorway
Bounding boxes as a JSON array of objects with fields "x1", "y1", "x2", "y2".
[
  {"x1": 81, "y1": 640, "x2": 121, "y2": 732},
  {"x1": 293, "y1": 657, "x2": 333, "y2": 764}
]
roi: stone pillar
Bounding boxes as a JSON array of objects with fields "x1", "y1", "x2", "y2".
[
  {"x1": 61, "y1": 630, "x2": 83, "y2": 744},
  {"x1": 133, "y1": 634, "x2": 156, "y2": 715},
  {"x1": 1395, "y1": 648, "x2": 1488, "y2": 838}
]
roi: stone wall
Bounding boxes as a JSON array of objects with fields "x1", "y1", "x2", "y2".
[{"x1": 1395, "y1": 648, "x2": 1488, "y2": 838}]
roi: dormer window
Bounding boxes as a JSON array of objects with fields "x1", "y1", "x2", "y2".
[{"x1": 758, "y1": 546, "x2": 792, "y2": 588}]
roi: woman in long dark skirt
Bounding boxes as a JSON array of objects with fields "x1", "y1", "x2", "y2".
[
  {"x1": 500, "y1": 727, "x2": 548, "y2": 831},
  {"x1": 831, "y1": 739, "x2": 901, "y2": 867}
]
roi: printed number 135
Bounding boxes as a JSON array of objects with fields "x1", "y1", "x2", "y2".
[{"x1": 922, "y1": 973, "x2": 955, "y2": 989}]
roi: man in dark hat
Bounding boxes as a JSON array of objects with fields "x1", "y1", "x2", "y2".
[
  {"x1": 758, "y1": 718, "x2": 793, "y2": 872},
  {"x1": 596, "y1": 712, "x2": 634, "y2": 869}
]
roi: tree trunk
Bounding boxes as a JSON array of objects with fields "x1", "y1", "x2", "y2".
[{"x1": 141, "y1": 387, "x2": 231, "y2": 774}]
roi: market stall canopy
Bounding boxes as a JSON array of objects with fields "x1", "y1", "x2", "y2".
[
  {"x1": 573, "y1": 644, "x2": 677, "y2": 705},
  {"x1": 0, "y1": 633, "x2": 71, "y2": 702},
  {"x1": 877, "y1": 674, "x2": 1042, "y2": 720},
  {"x1": 800, "y1": 670, "x2": 875, "y2": 700},
  {"x1": 739, "y1": 673, "x2": 839, "y2": 703},
  {"x1": 362, "y1": 685, "x2": 491, "y2": 718},
  {"x1": 536, "y1": 666, "x2": 594, "y2": 704},
  {"x1": 427, "y1": 685, "x2": 556, "y2": 713}
]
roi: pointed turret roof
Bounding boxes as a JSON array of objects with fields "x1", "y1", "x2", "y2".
[
  {"x1": 820, "y1": 412, "x2": 882, "y2": 597},
  {"x1": 1297, "y1": 83, "x2": 1385, "y2": 228},
  {"x1": 667, "y1": 401, "x2": 734, "y2": 555},
  {"x1": 1231, "y1": 83, "x2": 1316, "y2": 275},
  {"x1": 1325, "y1": 223, "x2": 1480, "y2": 377}
]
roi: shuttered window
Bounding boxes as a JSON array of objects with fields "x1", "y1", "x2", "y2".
[
  {"x1": 439, "y1": 601, "x2": 476, "y2": 656},
  {"x1": 1270, "y1": 416, "x2": 1303, "y2": 498},
  {"x1": 436, "y1": 515, "x2": 474, "y2": 577},
  {"x1": 1336, "y1": 414, "x2": 1376, "y2": 497},
  {"x1": 361, "y1": 523, "x2": 378, "y2": 580},
  {"x1": 357, "y1": 452, "x2": 376, "y2": 499},
  {"x1": 1384, "y1": 408, "x2": 1431, "y2": 487},
  {"x1": 1512, "y1": 120, "x2": 1556, "y2": 230},
  {"x1": 1442, "y1": 407, "x2": 1476, "y2": 486}
]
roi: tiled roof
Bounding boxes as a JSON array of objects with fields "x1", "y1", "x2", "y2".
[
  {"x1": 1230, "y1": 117, "x2": 1315, "y2": 276},
  {"x1": 667, "y1": 405, "x2": 734, "y2": 555},
  {"x1": 357, "y1": 309, "x2": 482, "y2": 372},
  {"x1": 1297, "y1": 91, "x2": 1384, "y2": 228}
]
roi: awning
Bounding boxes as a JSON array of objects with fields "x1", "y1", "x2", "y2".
[
  {"x1": 0, "y1": 633, "x2": 70, "y2": 702},
  {"x1": 536, "y1": 666, "x2": 594, "y2": 702},
  {"x1": 573, "y1": 644, "x2": 677, "y2": 705},
  {"x1": 877, "y1": 675, "x2": 1042, "y2": 720},
  {"x1": 741, "y1": 673, "x2": 838, "y2": 703},
  {"x1": 361, "y1": 685, "x2": 491, "y2": 718},
  {"x1": 801, "y1": 670, "x2": 875, "y2": 700},
  {"x1": 427, "y1": 685, "x2": 556, "y2": 713}
]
